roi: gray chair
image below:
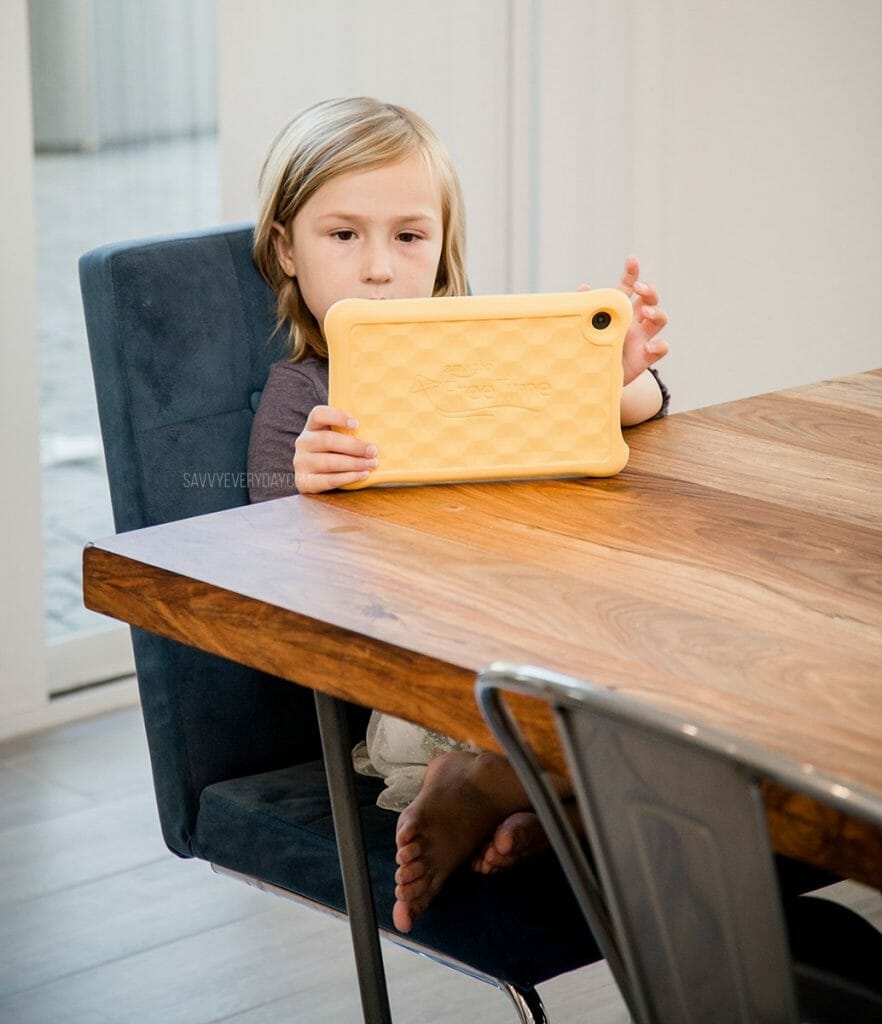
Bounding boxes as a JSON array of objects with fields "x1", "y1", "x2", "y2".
[
  {"x1": 477, "y1": 662, "x2": 882, "y2": 1024},
  {"x1": 78, "y1": 224, "x2": 603, "y2": 1024}
]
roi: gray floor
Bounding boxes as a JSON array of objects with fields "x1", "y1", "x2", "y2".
[
  {"x1": 36, "y1": 135, "x2": 220, "y2": 643},
  {"x1": 2, "y1": 706, "x2": 881, "y2": 1023},
  {"x1": 0, "y1": 704, "x2": 630, "y2": 1024}
]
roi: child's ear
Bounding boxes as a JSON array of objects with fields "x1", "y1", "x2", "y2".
[{"x1": 271, "y1": 221, "x2": 296, "y2": 277}]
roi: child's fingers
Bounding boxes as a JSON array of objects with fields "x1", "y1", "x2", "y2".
[
  {"x1": 295, "y1": 468, "x2": 374, "y2": 494},
  {"x1": 644, "y1": 337, "x2": 669, "y2": 362},
  {"x1": 618, "y1": 255, "x2": 640, "y2": 295},
  {"x1": 639, "y1": 304, "x2": 668, "y2": 333},
  {"x1": 329, "y1": 469, "x2": 374, "y2": 488},
  {"x1": 633, "y1": 280, "x2": 660, "y2": 307},
  {"x1": 300, "y1": 451, "x2": 378, "y2": 476},
  {"x1": 303, "y1": 404, "x2": 360, "y2": 431},
  {"x1": 621, "y1": 335, "x2": 669, "y2": 385},
  {"x1": 632, "y1": 283, "x2": 660, "y2": 325},
  {"x1": 294, "y1": 451, "x2": 379, "y2": 494},
  {"x1": 297, "y1": 405, "x2": 376, "y2": 462},
  {"x1": 297, "y1": 428, "x2": 377, "y2": 459}
]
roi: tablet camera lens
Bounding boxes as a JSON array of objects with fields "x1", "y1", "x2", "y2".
[{"x1": 592, "y1": 311, "x2": 612, "y2": 330}]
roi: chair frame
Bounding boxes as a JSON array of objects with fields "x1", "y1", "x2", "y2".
[
  {"x1": 314, "y1": 688, "x2": 547, "y2": 1023},
  {"x1": 477, "y1": 661, "x2": 882, "y2": 1024}
]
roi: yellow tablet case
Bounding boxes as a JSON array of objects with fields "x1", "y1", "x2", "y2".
[{"x1": 325, "y1": 289, "x2": 632, "y2": 489}]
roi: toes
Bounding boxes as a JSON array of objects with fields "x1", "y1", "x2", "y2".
[
  {"x1": 394, "y1": 886, "x2": 440, "y2": 930},
  {"x1": 392, "y1": 899, "x2": 413, "y2": 933},
  {"x1": 493, "y1": 830, "x2": 517, "y2": 857},
  {"x1": 470, "y1": 841, "x2": 494, "y2": 872},
  {"x1": 480, "y1": 848, "x2": 511, "y2": 873},
  {"x1": 394, "y1": 858, "x2": 426, "y2": 885},
  {"x1": 484, "y1": 846, "x2": 508, "y2": 867},
  {"x1": 395, "y1": 809, "x2": 420, "y2": 845},
  {"x1": 395, "y1": 874, "x2": 430, "y2": 902},
  {"x1": 406, "y1": 892, "x2": 433, "y2": 924},
  {"x1": 395, "y1": 840, "x2": 421, "y2": 866}
]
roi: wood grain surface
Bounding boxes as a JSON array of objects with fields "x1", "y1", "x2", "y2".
[{"x1": 83, "y1": 370, "x2": 882, "y2": 886}]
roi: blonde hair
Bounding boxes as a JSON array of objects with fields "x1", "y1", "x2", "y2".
[{"x1": 253, "y1": 96, "x2": 468, "y2": 360}]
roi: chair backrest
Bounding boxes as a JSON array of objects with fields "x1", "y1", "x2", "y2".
[
  {"x1": 477, "y1": 662, "x2": 882, "y2": 1024},
  {"x1": 79, "y1": 224, "x2": 324, "y2": 857}
]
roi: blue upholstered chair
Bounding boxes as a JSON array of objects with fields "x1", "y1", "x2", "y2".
[{"x1": 79, "y1": 224, "x2": 602, "y2": 1024}]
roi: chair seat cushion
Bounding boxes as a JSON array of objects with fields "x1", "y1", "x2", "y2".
[{"x1": 193, "y1": 760, "x2": 600, "y2": 988}]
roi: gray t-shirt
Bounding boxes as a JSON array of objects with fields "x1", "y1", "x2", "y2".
[{"x1": 247, "y1": 355, "x2": 328, "y2": 503}]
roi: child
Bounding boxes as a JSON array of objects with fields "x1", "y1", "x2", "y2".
[{"x1": 247, "y1": 96, "x2": 670, "y2": 932}]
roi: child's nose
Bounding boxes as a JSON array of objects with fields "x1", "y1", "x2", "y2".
[{"x1": 360, "y1": 242, "x2": 393, "y2": 283}]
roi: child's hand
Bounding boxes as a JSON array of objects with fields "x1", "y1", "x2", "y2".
[
  {"x1": 579, "y1": 255, "x2": 669, "y2": 385},
  {"x1": 293, "y1": 405, "x2": 378, "y2": 493},
  {"x1": 617, "y1": 255, "x2": 669, "y2": 384}
]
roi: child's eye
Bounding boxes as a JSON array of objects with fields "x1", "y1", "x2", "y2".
[
  {"x1": 331, "y1": 230, "x2": 356, "y2": 241},
  {"x1": 397, "y1": 232, "x2": 421, "y2": 243}
]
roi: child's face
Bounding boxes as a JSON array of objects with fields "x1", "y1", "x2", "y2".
[{"x1": 274, "y1": 153, "x2": 444, "y2": 330}]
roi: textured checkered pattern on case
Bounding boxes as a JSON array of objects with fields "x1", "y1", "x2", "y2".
[{"x1": 327, "y1": 292, "x2": 630, "y2": 487}]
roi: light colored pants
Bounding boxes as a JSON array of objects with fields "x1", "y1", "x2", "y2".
[{"x1": 352, "y1": 711, "x2": 479, "y2": 811}]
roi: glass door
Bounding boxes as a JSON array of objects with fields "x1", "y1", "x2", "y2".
[{"x1": 29, "y1": 0, "x2": 219, "y2": 693}]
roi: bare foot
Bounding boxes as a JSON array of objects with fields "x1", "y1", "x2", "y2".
[
  {"x1": 392, "y1": 750, "x2": 531, "y2": 932},
  {"x1": 471, "y1": 811, "x2": 550, "y2": 874}
]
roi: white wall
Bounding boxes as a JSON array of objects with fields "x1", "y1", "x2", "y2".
[
  {"x1": 0, "y1": 1, "x2": 46, "y2": 724},
  {"x1": 219, "y1": 0, "x2": 519, "y2": 295},
  {"x1": 219, "y1": 0, "x2": 882, "y2": 412},
  {"x1": 632, "y1": 0, "x2": 882, "y2": 410},
  {"x1": 532, "y1": 1, "x2": 636, "y2": 294}
]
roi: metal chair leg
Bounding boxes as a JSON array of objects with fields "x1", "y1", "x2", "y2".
[
  {"x1": 315, "y1": 691, "x2": 393, "y2": 1024},
  {"x1": 315, "y1": 693, "x2": 559, "y2": 1024},
  {"x1": 499, "y1": 982, "x2": 549, "y2": 1024}
]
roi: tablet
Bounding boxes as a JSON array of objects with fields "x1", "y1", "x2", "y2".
[{"x1": 325, "y1": 289, "x2": 631, "y2": 489}]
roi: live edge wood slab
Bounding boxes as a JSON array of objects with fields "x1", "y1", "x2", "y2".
[{"x1": 84, "y1": 370, "x2": 882, "y2": 888}]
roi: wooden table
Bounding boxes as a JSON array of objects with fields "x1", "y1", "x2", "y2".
[{"x1": 83, "y1": 369, "x2": 882, "y2": 888}]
